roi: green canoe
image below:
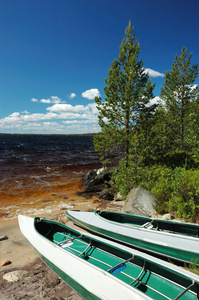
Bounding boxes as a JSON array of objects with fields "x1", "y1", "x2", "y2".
[
  {"x1": 19, "y1": 214, "x2": 199, "y2": 300},
  {"x1": 66, "y1": 210, "x2": 199, "y2": 265}
]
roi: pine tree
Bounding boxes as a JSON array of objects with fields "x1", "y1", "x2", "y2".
[
  {"x1": 94, "y1": 21, "x2": 155, "y2": 167},
  {"x1": 160, "y1": 47, "x2": 199, "y2": 153}
]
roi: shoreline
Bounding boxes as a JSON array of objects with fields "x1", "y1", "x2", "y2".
[
  {"x1": 0, "y1": 197, "x2": 124, "y2": 271},
  {"x1": 0, "y1": 179, "x2": 124, "y2": 299},
  {"x1": 0, "y1": 162, "x2": 102, "y2": 224}
]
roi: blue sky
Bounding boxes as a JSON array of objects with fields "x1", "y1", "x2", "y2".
[{"x1": 0, "y1": 0, "x2": 199, "y2": 134}]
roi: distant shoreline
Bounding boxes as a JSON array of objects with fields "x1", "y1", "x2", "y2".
[{"x1": 0, "y1": 133, "x2": 98, "y2": 136}]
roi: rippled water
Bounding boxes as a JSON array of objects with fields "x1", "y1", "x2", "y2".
[{"x1": 0, "y1": 134, "x2": 101, "y2": 221}]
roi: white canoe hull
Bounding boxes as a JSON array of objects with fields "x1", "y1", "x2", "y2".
[
  {"x1": 18, "y1": 215, "x2": 152, "y2": 300},
  {"x1": 66, "y1": 210, "x2": 199, "y2": 264}
]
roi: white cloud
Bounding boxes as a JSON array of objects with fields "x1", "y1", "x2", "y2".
[
  {"x1": 47, "y1": 103, "x2": 89, "y2": 113},
  {"x1": 146, "y1": 96, "x2": 165, "y2": 108},
  {"x1": 82, "y1": 88, "x2": 100, "y2": 100},
  {"x1": 148, "y1": 96, "x2": 161, "y2": 106},
  {"x1": 62, "y1": 119, "x2": 95, "y2": 125},
  {"x1": 22, "y1": 110, "x2": 30, "y2": 114},
  {"x1": 40, "y1": 99, "x2": 51, "y2": 103},
  {"x1": 69, "y1": 93, "x2": 76, "y2": 99},
  {"x1": 31, "y1": 98, "x2": 38, "y2": 102},
  {"x1": 31, "y1": 96, "x2": 62, "y2": 104},
  {"x1": 0, "y1": 98, "x2": 101, "y2": 134},
  {"x1": 10, "y1": 112, "x2": 20, "y2": 118},
  {"x1": 144, "y1": 68, "x2": 165, "y2": 78},
  {"x1": 189, "y1": 84, "x2": 198, "y2": 91},
  {"x1": 40, "y1": 96, "x2": 61, "y2": 104},
  {"x1": 87, "y1": 103, "x2": 98, "y2": 114}
]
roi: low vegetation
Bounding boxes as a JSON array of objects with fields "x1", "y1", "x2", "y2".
[{"x1": 112, "y1": 164, "x2": 199, "y2": 222}]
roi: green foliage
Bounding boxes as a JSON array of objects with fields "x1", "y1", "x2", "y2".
[
  {"x1": 187, "y1": 263, "x2": 199, "y2": 275},
  {"x1": 113, "y1": 164, "x2": 199, "y2": 222},
  {"x1": 112, "y1": 158, "x2": 142, "y2": 200},
  {"x1": 161, "y1": 150, "x2": 199, "y2": 169},
  {"x1": 94, "y1": 21, "x2": 155, "y2": 167},
  {"x1": 168, "y1": 168, "x2": 199, "y2": 222},
  {"x1": 141, "y1": 167, "x2": 199, "y2": 222},
  {"x1": 93, "y1": 23, "x2": 199, "y2": 223},
  {"x1": 160, "y1": 47, "x2": 199, "y2": 153},
  {"x1": 139, "y1": 165, "x2": 174, "y2": 214}
]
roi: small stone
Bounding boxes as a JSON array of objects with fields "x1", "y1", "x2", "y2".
[
  {"x1": 114, "y1": 192, "x2": 122, "y2": 201},
  {"x1": 3, "y1": 273, "x2": 19, "y2": 282},
  {"x1": 3, "y1": 270, "x2": 28, "y2": 282},
  {"x1": 1, "y1": 259, "x2": 12, "y2": 266},
  {"x1": 0, "y1": 235, "x2": 8, "y2": 241},
  {"x1": 161, "y1": 213, "x2": 172, "y2": 220},
  {"x1": 60, "y1": 195, "x2": 68, "y2": 199}
]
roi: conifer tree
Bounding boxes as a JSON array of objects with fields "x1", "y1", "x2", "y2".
[
  {"x1": 160, "y1": 47, "x2": 199, "y2": 153},
  {"x1": 94, "y1": 21, "x2": 155, "y2": 167}
]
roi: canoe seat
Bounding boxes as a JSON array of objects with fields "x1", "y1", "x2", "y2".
[
  {"x1": 108, "y1": 256, "x2": 134, "y2": 275},
  {"x1": 141, "y1": 221, "x2": 153, "y2": 230},
  {"x1": 54, "y1": 232, "x2": 83, "y2": 247}
]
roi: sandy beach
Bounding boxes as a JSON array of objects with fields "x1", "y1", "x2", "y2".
[{"x1": 0, "y1": 184, "x2": 124, "y2": 299}]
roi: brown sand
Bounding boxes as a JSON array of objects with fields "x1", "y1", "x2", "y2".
[{"x1": 0, "y1": 190, "x2": 124, "y2": 299}]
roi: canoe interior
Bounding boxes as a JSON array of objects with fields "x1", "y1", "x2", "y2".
[
  {"x1": 34, "y1": 217, "x2": 199, "y2": 300},
  {"x1": 97, "y1": 211, "x2": 199, "y2": 238}
]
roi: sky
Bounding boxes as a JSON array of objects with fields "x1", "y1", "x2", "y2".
[{"x1": 0, "y1": 0, "x2": 199, "y2": 134}]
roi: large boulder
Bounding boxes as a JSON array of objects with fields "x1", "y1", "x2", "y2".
[{"x1": 122, "y1": 187, "x2": 157, "y2": 217}]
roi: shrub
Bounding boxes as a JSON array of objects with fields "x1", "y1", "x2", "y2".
[
  {"x1": 113, "y1": 163, "x2": 199, "y2": 222},
  {"x1": 168, "y1": 168, "x2": 199, "y2": 222}
]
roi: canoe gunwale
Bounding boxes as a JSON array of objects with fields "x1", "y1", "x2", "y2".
[
  {"x1": 95, "y1": 211, "x2": 199, "y2": 242},
  {"x1": 19, "y1": 215, "x2": 199, "y2": 300},
  {"x1": 21, "y1": 215, "x2": 150, "y2": 300},
  {"x1": 34, "y1": 217, "x2": 199, "y2": 299},
  {"x1": 66, "y1": 210, "x2": 199, "y2": 265}
]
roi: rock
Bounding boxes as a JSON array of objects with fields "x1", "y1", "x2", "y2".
[
  {"x1": 96, "y1": 166, "x2": 107, "y2": 175},
  {"x1": 3, "y1": 270, "x2": 29, "y2": 282},
  {"x1": 1, "y1": 259, "x2": 12, "y2": 266},
  {"x1": 99, "y1": 188, "x2": 114, "y2": 200},
  {"x1": 122, "y1": 187, "x2": 157, "y2": 217},
  {"x1": 114, "y1": 192, "x2": 122, "y2": 201},
  {"x1": 0, "y1": 259, "x2": 83, "y2": 299},
  {"x1": 84, "y1": 170, "x2": 97, "y2": 181},
  {"x1": 44, "y1": 271, "x2": 60, "y2": 288},
  {"x1": 80, "y1": 168, "x2": 117, "y2": 201},
  {"x1": 0, "y1": 235, "x2": 8, "y2": 241},
  {"x1": 161, "y1": 213, "x2": 173, "y2": 220}
]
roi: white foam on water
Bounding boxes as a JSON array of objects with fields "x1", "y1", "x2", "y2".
[{"x1": 1, "y1": 201, "x2": 74, "y2": 220}]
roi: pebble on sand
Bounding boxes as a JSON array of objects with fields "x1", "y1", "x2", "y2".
[
  {"x1": 0, "y1": 235, "x2": 8, "y2": 241},
  {"x1": 3, "y1": 270, "x2": 29, "y2": 282},
  {"x1": 1, "y1": 259, "x2": 12, "y2": 267}
]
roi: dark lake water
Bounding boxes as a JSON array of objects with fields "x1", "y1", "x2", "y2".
[{"x1": 0, "y1": 134, "x2": 101, "y2": 221}]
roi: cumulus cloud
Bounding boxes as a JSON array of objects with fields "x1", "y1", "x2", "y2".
[
  {"x1": 40, "y1": 99, "x2": 51, "y2": 103},
  {"x1": 144, "y1": 68, "x2": 165, "y2": 78},
  {"x1": 31, "y1": 96, "x2": 62, "y2": 104},
  {"x1": 189, "y1": 84, "x2": 198, "y2": 91},
  {"x1": 31, "y1": 98, "x2": 38, "y2": 102},
  {"x1": 146, "y1": 96, "x2": 165, "y2": 108},
  {"x1": 47, "y1": 103, "x2": 89, "y2": 113},
  {"x1": 69, "y1": 93, "x2": 76, "y2": 99},
  {"x1": 22, "y1": 110, "x2": 30, "y2": 114},
  {"x1": 0, "y1": 99, "x2": 101, "y2": 134},
  {"x1": 82, "y1": 88, "x2": 100, "y2": 100},
  {"x1": 40, "y1": 96, "x2": 61, "y2": 104}
]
